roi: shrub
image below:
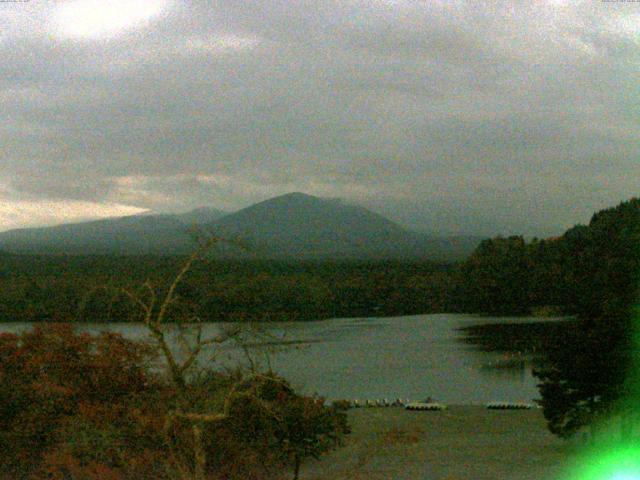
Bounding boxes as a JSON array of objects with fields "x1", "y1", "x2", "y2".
[
  {"x1": 0, "y1": 324, "x2": 164, "y2": 479},
  {"x1": 0, "y1": 326, "x2": 349, "y2": 480},
  {"x1": 209, "y1": 374, "x2": 351, "y2": 480}
]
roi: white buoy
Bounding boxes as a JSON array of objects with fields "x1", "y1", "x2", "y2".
[
  {"x1": 486, "y1": 402, "x2": 533, "y2": 410},
  {"x1": 404, "y1": 402, "x2": 447, "y2": 411}
]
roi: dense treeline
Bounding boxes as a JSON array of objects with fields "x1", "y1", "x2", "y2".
[
  {"x1": 534, "y1": 198, "x2": 640, "y2": 439},
  {"x1": 453, "y1": 235, "x2": 568, "y2": 316},
  {"x1": 454, "y1": 199, "x2": 640, "y2": 320},
  {"x1": 455, "y1": 197, "x2": 640, "y2": 439},
  {"x1": 0, "y1": 255, "x2": 455, "y2": 323}
]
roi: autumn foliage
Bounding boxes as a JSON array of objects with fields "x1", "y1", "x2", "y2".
[
  {"x1": 0, "y1": 325, "x2": 349, "y2": 479},
  {"x1": 0, "y1": 324, "x2": 167, "y2": 479},
  {"x1": 207, "y1": 374, "x2": 350, "y2": 480}
]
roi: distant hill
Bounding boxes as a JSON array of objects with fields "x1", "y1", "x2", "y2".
[
  {"x1": 171, "y1": 207, "x2": 228, "y2": 225},
  {"x1": 0, "y1": 207, "x2": 227, "y2": 255},
  {"x1": 0, "y1": 194, "x2": 480, "y2": 261},
  {"x1": 212, "y1": 193, "x2": 480, "y2": 261}
]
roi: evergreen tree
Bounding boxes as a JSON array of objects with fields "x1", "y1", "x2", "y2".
[
  {"x1": 455, "y1": 236, "x2": 532, "y2": 315},
  {"x1": 534, "y1": 198, "x2": 640, "y2": 438}
]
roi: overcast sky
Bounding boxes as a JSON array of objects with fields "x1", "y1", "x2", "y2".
[{"x1": 0, "y1": 0, "x2": 638, "y2": 235}]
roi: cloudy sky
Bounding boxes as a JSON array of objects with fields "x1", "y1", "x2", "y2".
[{"x1": 0, "y1": 0, "x2": 638, "y2": 235}]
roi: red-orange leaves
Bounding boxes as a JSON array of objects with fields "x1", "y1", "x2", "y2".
[{"x1": 0, "y1": 324, "x2": 161, "y2": 479}]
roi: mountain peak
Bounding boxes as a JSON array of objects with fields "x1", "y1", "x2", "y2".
[
  {"x1": 280, "y1": 192, "x2": 314, "y2": 199},
  {"x1": 212, "y1": 192, "x2": 415, "y2": 258},
  {"x1": 257, "y1": 192, "x2": 353, "y2": 209},
  {"x1": 268, "y1": 192, "x2": 320, "y2": 203}
]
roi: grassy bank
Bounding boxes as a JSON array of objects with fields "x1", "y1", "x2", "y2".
[{"x1": 302, "y1": 406, "x2": 580, "y2": 480}]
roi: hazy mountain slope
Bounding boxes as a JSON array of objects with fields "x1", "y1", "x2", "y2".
[
  {"x1": 171, "y1": 207, "x2": 228, "y2": 225},
  {"x1": 213, "y1": 192, "x2": 403, "y2": 255},
  {"x1": 0, "y1": 194, "x2": 479, "y2": 260},
  {"x1": 0, "y1": 208, "x2": 227, "y2": 255},
  {"x1": 211, "y1": 192, "x2": 479, "y2": 260}
]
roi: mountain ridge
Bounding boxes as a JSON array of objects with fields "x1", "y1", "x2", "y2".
[{"x1": 0, "y1": 193, "x2": 480, "y2": 261}]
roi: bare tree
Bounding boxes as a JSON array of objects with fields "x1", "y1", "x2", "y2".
[
  {"x1": 121, "y1": 237, "x2": 288, "y2": 480},
  {"x1": 120, "y1": 237, "x2": 227, "y2": 479}
]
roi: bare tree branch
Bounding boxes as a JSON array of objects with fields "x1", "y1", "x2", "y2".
[
  {"x1": 123, "y1": 235, "x2": 286, "y2": 480},
  {"x1": 156, "y1": 237, "x2": 219, "y2": 326},
  {"x1": 120, "y1": 287, "x2": 152, "y2": 321}
]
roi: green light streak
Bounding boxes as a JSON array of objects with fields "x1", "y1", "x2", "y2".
[
  {"x1": 560, "y1": 304, "x2": 640, "y2": 480},
  {"x1": 565, "y1": 444, "x2": 640, "y2": 480}
]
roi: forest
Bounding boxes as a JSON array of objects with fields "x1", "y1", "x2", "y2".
[
  {"x1": 454, "y1": 199, "x2": 639, "y2": 319},
  {"x1": 0, "y1": 255, "x2": 454, "y2": 323}
]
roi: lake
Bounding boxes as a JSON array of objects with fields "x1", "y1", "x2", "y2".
[{"x1": 0, "y1": 314, "x2": 561, "y2": 404}]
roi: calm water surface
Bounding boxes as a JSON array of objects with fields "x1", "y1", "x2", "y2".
[{"x1": 0, "y1": 314, "x2": 558, "y2": 404}]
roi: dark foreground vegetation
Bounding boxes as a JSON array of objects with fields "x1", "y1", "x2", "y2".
[
  {"x1": 0, "y1": 325, "x2": 349, "y2": 480},
  {"x1": 0, "y1": 244, "x2": 352, "y2": 480}
]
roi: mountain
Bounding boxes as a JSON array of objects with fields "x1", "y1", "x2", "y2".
[
  {"x1": 171, "y1": 207, "x2": 228, "y2": 225},
  {"x1": 0, "y1": 194, "x2": 480, "y2": 260},
  {"x1": 0, "y1": 208, "x2": 227, "y2": 255},
  {"x1": 211, "y1": 192, "x2": 480, "y2": 260},
  {"x1": 214, "y1": 192, "x2": 404, "y2": 256}
]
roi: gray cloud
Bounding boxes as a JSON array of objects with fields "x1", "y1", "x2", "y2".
[{"x1": 0, "y1": 0, "x2": 638, "y2": 235}]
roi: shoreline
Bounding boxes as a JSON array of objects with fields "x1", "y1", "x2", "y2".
[{"x1": 302, "y1": 405, "x2": 578, "y2": 480}]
